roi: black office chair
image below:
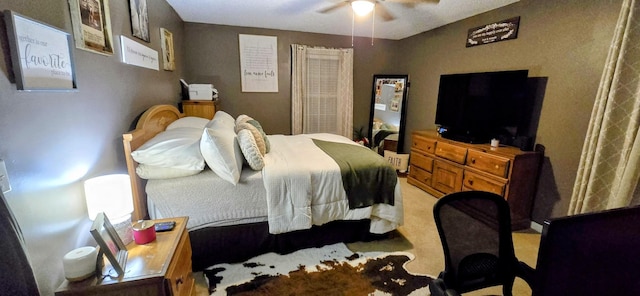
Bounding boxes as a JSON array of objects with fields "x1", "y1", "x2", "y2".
[{"x1": 430, "y1": 191, "x2": 535, "y2": 296}]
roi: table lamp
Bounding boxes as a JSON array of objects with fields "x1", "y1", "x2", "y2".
[{"x1": 84, "y1": 174, "x2": 134, "y2": 245}]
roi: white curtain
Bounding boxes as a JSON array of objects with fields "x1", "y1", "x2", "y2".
[
  {"x1": 291, "y1": 44, "x2": 353, "y2": 139},
  {"x1": 569, "y1": 0, "x2": 640, "y2": 214}
]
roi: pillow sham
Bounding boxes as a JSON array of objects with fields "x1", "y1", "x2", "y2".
[
  {"x1": 200, "y1": 119, "x2": 244, "y2": 185},
  {"x1": 131, "y1": 127, "x2": 205, "y2": 170},
  {"x1": 166, "y1": 116, "x2": 209, "y2": 130},
  {"x1": 235, "y1": 121, "x2": 266, "y2": 155},
  {"x1": 237, "y1": 129, "x2": 265, "y2": 170},
  {"x1": 136, "y1": 164, "x2": 202, "y2": 179}
]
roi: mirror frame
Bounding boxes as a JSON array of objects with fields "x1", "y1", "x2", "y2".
[{"x1": 367, "y1": 74, "x2": 410, "y2": 153}]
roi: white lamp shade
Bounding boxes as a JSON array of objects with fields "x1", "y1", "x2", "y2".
[
  {"x1": 352, "y1": 0, "x2": 375, "y2": 16},
  {"x1": 84, "y1": 174, "x2": 134, "y2": 221}
]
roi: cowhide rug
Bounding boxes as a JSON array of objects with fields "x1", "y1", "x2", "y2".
[{"x1": 204, "y1": 243, "x2": 434, "y2": 296}]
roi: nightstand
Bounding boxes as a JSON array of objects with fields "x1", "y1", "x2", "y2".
[
  {"x1": 55, "y1": 217, "x2": 194, "y2": 296},
  {"x1": 181, "y1": 100, "x2": 217, "y2": 119}
]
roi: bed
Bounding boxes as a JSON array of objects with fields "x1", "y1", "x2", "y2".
[{"x1": 122, "y1": 104, "x2": 404, "y2": 270}]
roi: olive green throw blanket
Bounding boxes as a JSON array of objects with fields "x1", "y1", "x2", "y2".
[{"x1": 312, "y1": 139, "x2": 397, "y2": 209}]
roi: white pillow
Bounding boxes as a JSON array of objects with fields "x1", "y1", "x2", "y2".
[
  {"x1": 200, "y1": 119, "x2": 244, "y2": 185},
  {"x1": 237, "y1": 129, "x2": 265, "y2": 170},
  {"x1": 166, "y1": 116, "x2": 210, "y2": 130},
  {"x1": 136, "y1": 164, "x2": 202, "y2": 179},
  {"x1": 208, "y1": 110, "x2": 235, "y2": 129},
  {"x1": 131, "y1": 128, "x2": 205, "y2": 170}
]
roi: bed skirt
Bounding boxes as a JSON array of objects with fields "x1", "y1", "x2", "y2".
[{"x1": 189, "y1": 219, "x2": 388, "y2": 270}]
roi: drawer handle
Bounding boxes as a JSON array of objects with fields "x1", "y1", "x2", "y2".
[
  {"x1": 468, "y1": 179, "x2": 474, "y2": 186},
  {"x1": 176, "y1": 276, "x2": 184, "y2": 286},
  {"x1": 470, "y1": 158, "x2": 476, "y2": 164},
  {"x1": 495, "y1": 164, "x2": 500, "y2": 169}
]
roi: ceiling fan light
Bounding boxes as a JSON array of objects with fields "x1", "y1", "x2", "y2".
[{"x1": 351, "y1": 0, "x2": 375, "y2": 16}]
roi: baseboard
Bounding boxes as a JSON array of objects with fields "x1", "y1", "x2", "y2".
[{"x1": 529, "y1": 221, "x2": 543, "y2": 233}]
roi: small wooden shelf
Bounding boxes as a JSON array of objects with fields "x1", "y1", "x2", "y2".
[{"x1": 181, "y1": 100, "x2": 217, "y2": 119}]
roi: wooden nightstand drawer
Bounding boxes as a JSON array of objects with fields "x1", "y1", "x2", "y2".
[
  {"x1": 466, "y1": 149, "x2": 510, "y2": 178},
  {"x1": 411, "y1": 135, "x2": 436, "y2": 154},
  {"x1": 167, "y1": 228, "x2": 194, "y2": 296},
  {"x1": 410, "y1": 152, "x2": 434, "y2": 172},
  {"x1": 435, "y1": 141, "x2": 467, "y2": 164},
  {"x1": 463, "y1": 170, "x2": 507, "y2": 196}
]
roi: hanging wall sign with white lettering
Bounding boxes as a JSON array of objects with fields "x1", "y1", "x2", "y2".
[
  {"x1": 4, "y1": 10, "x2": 77, "y2": 91},
  {"x1": 466, "y1": 17, "x2": 520, "y2": 48}
]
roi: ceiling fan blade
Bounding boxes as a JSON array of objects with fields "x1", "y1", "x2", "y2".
[
  {"x1": 376, "y1": 4, "x2": 396, "y2": 22},
  {"x1": 318, "y1": 1, "x2": 349, "y2": 14},
  {"x1": 386, "y1": 0, "x2": 439, "y2": 6}
]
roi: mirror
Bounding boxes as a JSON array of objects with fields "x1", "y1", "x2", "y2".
[{"x1": 368, "y1": 74, "x2": 410, "y2": 154}]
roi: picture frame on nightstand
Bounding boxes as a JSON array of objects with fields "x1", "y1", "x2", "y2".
[{"x1": 90, "y1": 212, "x2": 127, "y2": 276}]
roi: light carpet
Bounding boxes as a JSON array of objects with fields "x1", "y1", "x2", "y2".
[{"x1": 204, "y1": 243, "x2": 434, "y2": 296}]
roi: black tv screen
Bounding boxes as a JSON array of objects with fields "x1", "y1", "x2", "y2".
[
  {"x1": 435, "y1": 70, "x2": 529, "y2": 143},
  {"x1": 534, "y1": 206, "x2": 640, "y2": 296}
]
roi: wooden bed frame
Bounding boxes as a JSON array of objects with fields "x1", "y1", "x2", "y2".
[{"x1": 122, "y1": 104, "x2": 386, "y2": 270}]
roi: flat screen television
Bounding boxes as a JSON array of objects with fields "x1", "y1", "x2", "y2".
[
  {"x1": 435, "y1": 70, "x2": 530, "y2": 144},
  {"x1": 534, "y1": 205, "x2": 640, "y2": 296}
]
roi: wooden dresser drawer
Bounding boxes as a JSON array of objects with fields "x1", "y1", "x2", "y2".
[
  {"x1": 435, "y1": 142, "x2": 467, "y2": 164},
  {"x1": 432, "y1": 160, "x2": 464, "y2": 194},
  {"x1": 463, "y1": 170, "x2": 507, "y2": 196},
  {"x1": 409, "y1": 166, "x2": 432, "y2": 186},
  {"x1": 411, "y1": 135, "x2": 436, "y2": 154},
  {"x1": 410, "y1": 152, "x2": 434, "y2": 172},
  {"x1": 466, "y1": 149, "x2": 510, "y2": 178}
]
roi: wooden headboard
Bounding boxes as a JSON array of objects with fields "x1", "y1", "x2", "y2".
[{"x1": 122, "y1": 104, "x2": 183, "y2": 220}]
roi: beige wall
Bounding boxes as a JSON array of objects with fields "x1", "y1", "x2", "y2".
[
  {"x1": 397, "y1": 0, "x2": 621, "y2": 221},
  {"x1": 0, "y1": 0, "x2": 184, "y2": 294},
  {"x1": 183, "y1": 23, "x2": 401, "y2": 135},
  {"x1": 0, "y1": 0, "x2": 624, "y2": 294}
]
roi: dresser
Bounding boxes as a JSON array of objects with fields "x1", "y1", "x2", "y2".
[
  {"x1": 181, "y1": 100, "x2": 217, "y2": 119},
  {"x1": 55, "y1": 217, "x2": 194, "y2": 296},
  {"x1": 407, "y1": 130, "x2": 542, "y2": 229}
]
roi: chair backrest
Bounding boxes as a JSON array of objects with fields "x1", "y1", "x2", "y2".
[{"x1": 433, "y1": 191, "x2": 518, "y2": 293}]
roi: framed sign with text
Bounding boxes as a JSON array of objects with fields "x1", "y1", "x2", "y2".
[
  {"x1": 466, "y1": 17, "x2": 520, "y2": 48},
  {"x1": 3, "y1": 10, "x2": 77, "y2": 91}
]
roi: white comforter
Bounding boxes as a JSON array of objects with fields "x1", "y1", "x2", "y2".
[{"x1": 263, "y1": 133, "x2": 403, "y2": 234}]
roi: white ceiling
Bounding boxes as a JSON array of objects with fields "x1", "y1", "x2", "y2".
[{"x1": 166, "y1": 0, "x2": 520, "y2": 40}]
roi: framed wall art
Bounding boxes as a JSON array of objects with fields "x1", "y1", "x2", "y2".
[
  {"x1": 3, "y1": 10, "x2": 77, "y2": 91},
  {"x1": 90, "y1": 212, "x2": 128, "y2": 276},
  {"x1": 68, "y1": 0, "x2": 114, "y2": 55},
  {"x1": 129, "y1": 0, "x2": 149, "y2": 42},
  {"x1": 160, "y1": 28, "x2": 175, "y2": 71}
]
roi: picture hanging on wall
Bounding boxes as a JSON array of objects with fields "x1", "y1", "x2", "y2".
[
  {"x1": 466, "y1": 16, "x2": 520, "y2": 47},
  {"x1": 3, "y1": 10, "x2": 78, "y2": 91},
  {"x1": 67, "y1": 0, "x2": 114, "y2": 55},
  {"x1": 129, "y1": 0, "x2": 150, "y2": 42},
  {"x1": 160, "y1": 28, "x2": 175, "y2": 71}
]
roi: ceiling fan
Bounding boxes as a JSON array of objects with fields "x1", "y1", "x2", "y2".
[{"x1": 318, "y1": 0, "x2": 440, "y2": 22}]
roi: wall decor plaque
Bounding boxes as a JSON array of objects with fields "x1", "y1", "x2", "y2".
[
  {"x1": 3, "y1": 10, "x2": 77, "y2": 91},
  {"x1": 466, "y1": 17, "x2": 520, "y2": 47}
]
